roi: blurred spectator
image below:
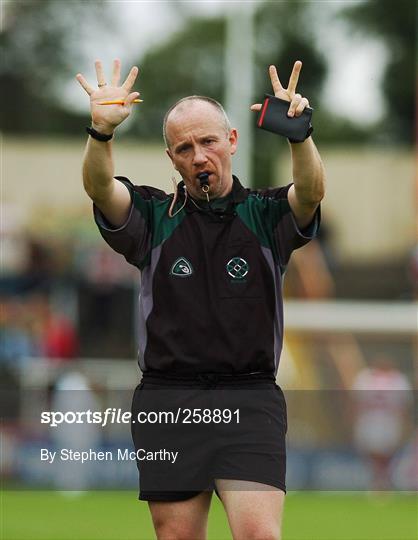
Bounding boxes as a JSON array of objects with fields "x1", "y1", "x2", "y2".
[
  {"x1": 0, "y1": 298, "x2": 39, "y2": 365},
  {"x1": 351, "y1": 356, "x2": 413, "y2": 490},
  {"x1": 1, "y1": 233, "x2": 55, "y2": 296},
  {"x1": 7, "y1": 237, "x2": 55, "y2": 295},
  {"x1": 0, "y1": 294, "x2": 78, "y2": 365},
  {"x1": 28, "y1": 295, "x2": 78, "y2": 361}
]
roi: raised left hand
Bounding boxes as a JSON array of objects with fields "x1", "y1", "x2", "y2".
[{"x1": 251, "y1": 61, "x2": 310, "y2": 118}]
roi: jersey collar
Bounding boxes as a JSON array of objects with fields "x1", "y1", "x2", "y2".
[{"x1": 179, "y1": 174, "x2": 248, "y2": 215}]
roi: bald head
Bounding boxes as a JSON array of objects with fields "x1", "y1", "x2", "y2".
[{"x1": 163, "y1": 96, "x2": 231, "y2": 148}]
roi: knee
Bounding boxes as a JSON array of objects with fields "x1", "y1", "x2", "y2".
[
  {"x1": 153, "y1": 519, "x2": 205, "y2": 540},
  {"x1": 234, "y1": 523, "x2": 281, "y2": 540}
]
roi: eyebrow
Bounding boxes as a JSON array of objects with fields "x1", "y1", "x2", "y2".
[
  {"x1": 174, "y1": 134, "x2": 220, "y2": 153},
  {"x1": 174, "y1": 142, "x2": 191, "y2": 153}
]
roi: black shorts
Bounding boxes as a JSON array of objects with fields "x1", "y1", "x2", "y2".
[{"x1": 130, "y1": 373, "x2": 287, "y2": 502}]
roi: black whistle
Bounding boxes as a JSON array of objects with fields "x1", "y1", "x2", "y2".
[{"x1": 197, "y1": 173, "x2": 210, "y2": 188}]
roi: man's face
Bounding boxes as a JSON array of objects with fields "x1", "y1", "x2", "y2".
[{"x1": 165, "y1": 101, "x2": 238, "y2": 200}]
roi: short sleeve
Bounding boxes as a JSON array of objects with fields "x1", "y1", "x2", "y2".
[
  {"x1": 93, "y1": 176, "x2": 152, "y2": 269},
  {"x1": 268, "y1": 183, "x2": 321, "y2": 267}
]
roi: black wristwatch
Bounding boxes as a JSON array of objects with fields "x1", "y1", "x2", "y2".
[{"x1": 86, "y1": 126, "x2": 114, "y2": 142}]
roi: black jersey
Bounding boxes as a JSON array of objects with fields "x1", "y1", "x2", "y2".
[{"x1": 94, "y1": 175, "x2": 319, "y2": 376}]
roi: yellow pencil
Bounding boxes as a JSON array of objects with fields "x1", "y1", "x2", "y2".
[{"x1": 98, "y1": 99, "x2": 143, "y2": 105}]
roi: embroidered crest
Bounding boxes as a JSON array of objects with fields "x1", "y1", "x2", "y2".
[
  {"x1": 170, "y1": 257, "x2": 193, "y2": 277},
  {"x1": 226, "y1": 257, "x2": 249, "y2": 279}
]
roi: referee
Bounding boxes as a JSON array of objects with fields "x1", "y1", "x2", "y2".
[{"x1": 77, "y1": 59, "x2": 325, "y2": 540}]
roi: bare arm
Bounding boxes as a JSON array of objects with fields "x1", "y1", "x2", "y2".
[
  {"x1": 287, "y1": 136, "x2": 325, "y2": 229},
  {"x1": 82, "y1": 135, "x2": 131, "y2": 227},
  {"x1": 76, "y1": 59, "x2": 140, "y2": 227},
  {"x1": 251, "y1": 61, "x2": 325, "y2": 229}
]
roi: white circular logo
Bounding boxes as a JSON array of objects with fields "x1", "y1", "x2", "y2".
[{"x1": 226, "y1": 257, "x2": 249, "y2": 279}]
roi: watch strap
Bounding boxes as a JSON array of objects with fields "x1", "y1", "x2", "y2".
[{"x1": 86, "y1": 126, "x2": 114, "y2": 141}]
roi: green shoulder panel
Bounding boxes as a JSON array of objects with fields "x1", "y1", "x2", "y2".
[
  {"x1": 236, "y1": 193, "x2": 291, "y2": 262},
  {"x1": 129, "y1": 190, "x2": 185, "y2": 270},
  {"x1": 132, "y1": 191, "x2": 185, "y2": 250},
  {"x1": 151, "y1": 198, "x2": 186, "y2": 248}
]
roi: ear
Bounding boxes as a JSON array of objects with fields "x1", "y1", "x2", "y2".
[
  {"x1": 166, "y1": 148, "x2": 178, "y2": 171},
  {"x1": 229, "y1": 128, "x2": 238, "y2": 156}
]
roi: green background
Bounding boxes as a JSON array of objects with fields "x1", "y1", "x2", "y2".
[{"x1": 2, "y1": 491, "x2": 416, "y2": 540}]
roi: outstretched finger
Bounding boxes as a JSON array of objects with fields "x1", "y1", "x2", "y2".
[
  {"x1": 122, "y1": 66, "x2": 139, "y2": 91},
  {"x1": 269, "y1": 65, "x2": 284, "y2": 95},
  {"x1": 76, "y1": 73, "x2": 93, "y2": 96},
  {"x1": 95, "y1": 59, "x2": 107, "y2": 87},
  {"x1": 250, "y1": 103, "x2": 262, "y2": 112},
  {"x1": 111, "y1": 58, "x2": 121, "y2": 86},
  {"x1": 288, "y1": 60, "x2": 302, "y2": 95}
]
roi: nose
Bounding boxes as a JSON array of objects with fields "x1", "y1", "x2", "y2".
[{"x1": 192, "y1": 145, "x2": 208, "y2": 166}]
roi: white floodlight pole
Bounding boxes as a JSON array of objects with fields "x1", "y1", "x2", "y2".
[{"x1": 224, "y1": 2, "x2": 255, "y2": 186}]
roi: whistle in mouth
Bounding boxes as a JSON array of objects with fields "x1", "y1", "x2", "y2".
[{"x1": 197, "y1": 173, "x2": 210, "y2": 192}]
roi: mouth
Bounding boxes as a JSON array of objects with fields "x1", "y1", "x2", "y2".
[{"x1": 195, "y1": 171, "x2": 213, "y2": 182}]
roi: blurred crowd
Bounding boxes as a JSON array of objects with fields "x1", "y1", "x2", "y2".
[
  {"x1": 0, "y1": 294, "x2": 78, "y2": 365},
  {"x1": 0, "y1": 231, "x2": 137, "y2": 366}
]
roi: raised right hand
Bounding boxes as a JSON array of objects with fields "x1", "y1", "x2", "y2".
[{"x1": 76, "y1": 59, "x2": 140, "y2": 134}]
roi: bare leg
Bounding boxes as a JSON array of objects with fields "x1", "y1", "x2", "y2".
[
  {"x1": 148, "y1": 491, "x2": 213, "y2": 540},
  {"x1": 216, "y1": 479, "x2": 285, "y2": 540}
]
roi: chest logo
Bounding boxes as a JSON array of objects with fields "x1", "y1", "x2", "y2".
[
  {"x1": 226, "y1": 257, "x2": 249, "y2": 279},
  {"x1": 170, "y1": 257, "x2": 193, "y2": 277}
]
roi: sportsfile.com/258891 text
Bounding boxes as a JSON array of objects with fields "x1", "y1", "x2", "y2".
[{"x1": 41, "y1": 408, "x2": 240, "y2": 427}]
